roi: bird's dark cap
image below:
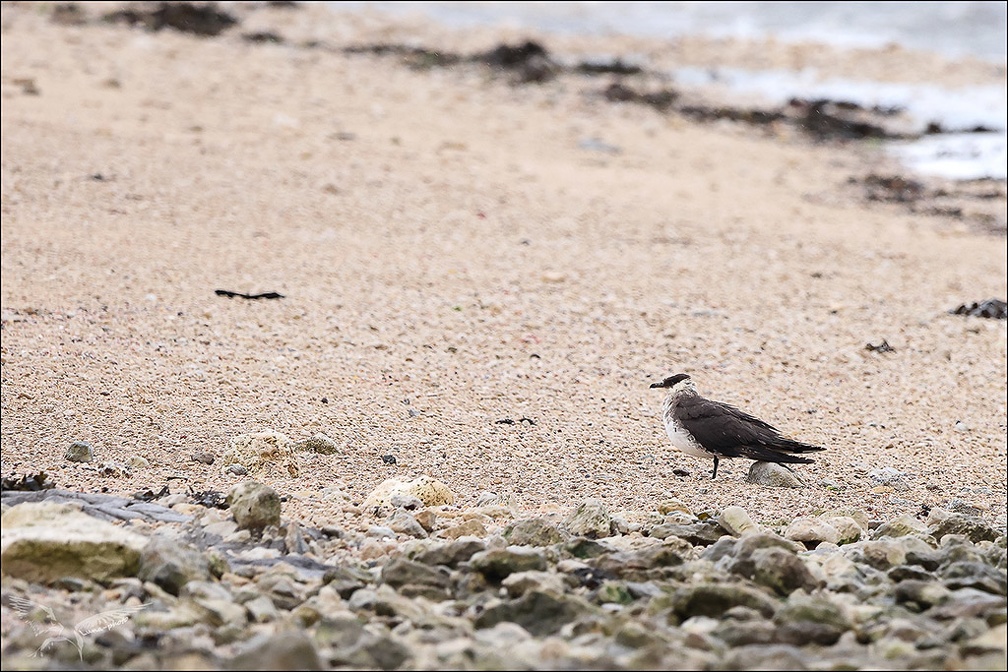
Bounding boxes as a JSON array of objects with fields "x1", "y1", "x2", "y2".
[{"x1": 650, "y1": 373, "x2": 691, "y2": 389}]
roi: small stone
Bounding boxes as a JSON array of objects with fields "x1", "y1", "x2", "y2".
[
  {"x1": 99, "y1": 461, "x2": 131, "y2": 478},
  {"x1": 65, "y1": 440, "x2": 94, "y2": 463},
  {"x1": 440, "y1": 518, "x2": 487, "y2": 540},
  {"x1": 504, "y1": 518, "x2": 566, "y2": 547},
  {"x1": 719, "y1": 506, "x2": 758, "y2": 536},
  {"x1": 227, "y1": 481, "x2": 281, "y2": 531},
  {"x1": 657, "y1": 498, "x2": 693, "y2": 516},
  {"x1": 229, "y1": 630, "x2": 323, "y2": 671},
  {"x1": 563, "y1": 498, "x2": 613, "y2": 539},
  {"x1": 224, "y1": 464, "x2": 248, "y2": 476},
  {"x1": 785, "y1": 517, "x2": 840, "y2": 546},
  {"x1": 362, "y1": 476, "x2": 455, "y2": 510},
  {"x1": 138, "y1": 537, "x2": 212, "y2": 596},
  {"x1": 773, "y1": 594, "x2": 852, "y2": 646},
  {"x1": 469, "y1": 546, "x2": 548, "y2": 582},
  {"x1": 501, "y1": 570, "x2": 565, "y2": 597},
  {"x1": 869, "y1": 466, "x2": 911, "y2": 491},
  {"x1": 191, "y1": 452, "x2": 215, "y2": 465},
  {"x1": 746, "y1": 461, "x2": 805, "y2": 488},
  {"x1": 129, "y1": 455, "x2": 151, "y2": 469},
  {"x1": 388, "y1": 509, "x2": 428, "y2": 539}
]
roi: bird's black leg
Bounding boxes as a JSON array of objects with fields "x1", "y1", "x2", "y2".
[{"x1": 711, "y1": 457, "x2": 719, "y2": 480}]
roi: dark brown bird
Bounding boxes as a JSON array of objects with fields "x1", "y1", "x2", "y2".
[{"x1": 650, "y1": 373, "x2": 824, "y2": 479}]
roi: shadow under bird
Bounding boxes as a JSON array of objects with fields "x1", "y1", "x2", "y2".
[{"x1": 650, "y1": 373, "x2": 824, "y2": 479}]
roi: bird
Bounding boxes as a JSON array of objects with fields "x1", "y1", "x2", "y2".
[
  {"x1": 649, "y1": 373, "x2": 824, "y2": 479},
  {"x1": 7, "y1": 595, "x2": 150, "y2": 660}
]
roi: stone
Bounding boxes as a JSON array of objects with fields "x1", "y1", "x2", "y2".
[
  {"x1": 411, "y1": 537, "x2": 487, "y2": 568},
  {"x1": 292, "y1": 433, "x2": 340, "y2": 454},
  {"x1": 64, "y1": 440, "x2": 94, "y2": 462},
  {"x1": 504, "y1": 517, "x2": 566, "y2": 547},
  {"x1": 563, "y1": 498, "x2": 612, "y2": 539},
  {"x1": 138, "y1": 536, "x2": 211, "y2": 596},
  {"x1": 784, "y1": 517, "x2": 840, "y2": 546},
  {"x1": 744, "y1": 547, "x2": 821, "y2": 596},
  {"x1": 773, "y1": 594, "x2": 853, "y2": 646},
  {"x1": 718, "y1": 506, "x2": 758, "y2": 536},
  {"x1": 221, "y1": 430, "x2": 299, "y2": 477},
  {"x1": 746, "y1": 461, "x2": 804, "y2": 488},
  {"x1": 388, "y1": 509, "x2": 428, "y2": 539},
  {"x1": 440, "y1": 518, "x2": 487, "y2": 540},
  {"x1": 229, "y1": 630, "x2": 323, "y2": 670},
  {"x1": 362, "y1": 476, "x2": 455, "y2": 510},
  {"x1": 1, "y1": 501, "x2": 147, "y2": 583},
  {"x1": 468, "y1": 546, "x2": 548, "y2": 582},
  {"x1": 650, "y1": 521, "x2": 726, "y2": 546},
  {"x1": 227, "y1": 481, "x2": 281, "y2": 531},
  {"x1": 873, "y1": 514, "x2": 932, "y2": 541},
  {"x1": 380, "y1": 557, "x2": 451, "y2": 589},
  {"x1": 474, "y1": 589, "x2": 597, "y2": 636},
  {"x1": 501, "y1": 570, "x2": 566, "y2": 597},
  {"x1": 939, "y1": 561, "x2": 1007, "y2": 595},
  {"x1": 657, "y1": 498, "x2": 693, "y2": 516},
  {"x1": 669, "y1": 583, "x2": 779, "y2": 620},
  {"x1": 592, "y1": 539, "x2": 693, "y2": 580},
  {"x1": 927, "y1": 510, "x2": 1001, "y2": 544}
]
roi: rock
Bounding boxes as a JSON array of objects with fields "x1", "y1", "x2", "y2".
[
  {"x1": 504, "y1": 517, "x2": 566, "y2": 547},
  {"x1": 380, "y1": 557, "x2": 451, "y2": 590},
  {"x1": 474, "y1": 589, "x2": 597, "y2": 636},
  {"x1": 65, "y1": 440, "x2": 94, "y2": 462},
  {"x1": 563, "y1": 498, "x2": 612, "y2": 539},
  {"x1": 362, "y1": 476, "x2": 455, "y2": 510},
  {"x1": 388, "y1": 509, "x2": 428, "y2": 539},
  {"x1": 746, "y1": 461, "x2": 805, "y2": 488},
  {"x1": 893, "y1": 579, "x2": 952, "y2": 609},
  {"x1": 411, "y1": 537, "x2": 487, "y2": 568},
  {"x1": 737, "y1": 547, "x2": 821, "y2": 596},
  {"x1": 292, "y1": 433, "x2": 340, "y2": 454},
  {"x1": 389, "y1": 493, "x2": 424, "y2": 510},
  {"x1": 227, "y1": 481, "x2": 281, "y2": 531},
  {"x1": 440, "y1": 518, "x2": 487, "y2": 540},
  {"x1": 784, "y1": 517, "x2": 840, "y2": 546},
  {"x1": 939, "y1": 561, "x2": 1007, "y2": 595},
  {"x1": 244, "y1": 595, "x2": 279, "y2": 623},
  {"x1": 138, "y1": 536, "x2": 212, "y2": 596},
  {"x1": 874, "y1": 514, "x2": 934, "y2": 542},
  {"x1": 99, "y1": 461, "x2": 131, "y2": 478},
  {"x1": 657, "y1": 498, "x2": 693, "y2": 516},
  {"x1": 592, "y1": 539, "x2": 693, "y2": 580},
  {"x1": 501, "y1": 569, "x2": 566, "y2": 597},
  {"x1": 468, "y1": 546, "x2": 548, "y2": 582},
  {"x1": 221, "y1": 431, "x2": 299, "y2": 477},
  {"x1": 650, "y1": 521, "x2": 726, "y2": 546},
  {"x1": 773, "y1": 594, "x2": 852, "y2": 646},
  {"x1": 1, "y1": 501, "x2": 147, "y2": 583},
  {"x1": 927, "y1": 510, "x2": 1001, "y2": 544},
  {"x1": 229, "y1": 630, "x2": 323, "y2": 670},
  {"x1": 669, "y1": 583, "x2": 779, "y2": 620},
  {"x1": 718, "y1": 506, "x2": 758, "y2": 536}
]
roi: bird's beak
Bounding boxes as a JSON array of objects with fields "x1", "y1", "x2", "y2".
[{"x1": 649, "y1": 382, "x2": 664, "y2": 389}]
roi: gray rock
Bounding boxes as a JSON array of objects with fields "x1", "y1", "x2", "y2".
[
  {"x1": 380, "y1": 556, "x2": 451, "y2": 590},
  {"x1": 744, "y1": 547, "x2": 822, "y2": 596},
  {"x1": 650, "y1": 521, "x2": 726, "y2": 546},
  {"x1": 721, "y1": 643, "x2": 809, "y2": 670},
  {"x1": 893, "y1": 579, "x2": 952, "y2": 609},
  {"x1": 669, "y1": 583, "x2": 779, "y2": 620},
  {"x1": 227, "y1": 481, "x2": 281, "y2": 531},
  {"x1": 939, "y1": 561, "x2": 1007, "y2": 595},
  {"x1": 563, "y1": 498, "x2": 612, "y2": 539},
  {"x1": 474, "y1": 589, "x2": 597, "y2": 636},
  {"x1": 591, "y1": 538, "x2": 693, "y2": 580},
  {"x1": 1, "y1": 501, "x2": 147, "y2": 583},
  {"x1": 411, "y1": 537, "x2": 487, "y2": 568},
  {"x1": 784, "y1": 516, "x2": 840, "y2": 546},
  {"x1": 138, "y1": 537, "x2": 212, "y2": 596},
  {"x1": 504, "y1": 517, "x2": 567, "y2": 547},
  {"x1": 228, "y1": 630, "x2": 322, "y2": 670},
  {"x1": 244, "y1": 594, "x2": 279, "y2": 623},
  {"x1": 501, "y1": 569, "x2": 566, "y2": 597},
  {"x1": 873, "y1": 514, "x2": 933, "y2": 541},
  {"x1": 928, "y1": 510, "x2": 1001, "y2": 544},
  {"x1": 388, "y1": 509, "x2": 428, "y2": 539},
  {"x1": 468, "y1": 546, "x2": 548, "y2": 582},
  {"x1": 65, "y1": 440, "x2": 94, "y2": 463},
  {"x1": 746, "y1": 462, "x2": 805, "y2": 488},
  {"x1": 773, "y1": 594, "x2": 852, "y2": 645}
]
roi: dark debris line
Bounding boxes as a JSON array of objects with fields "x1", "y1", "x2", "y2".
[{"x1": 949, "y1": 298, "x2": 1008, "y2": 319}]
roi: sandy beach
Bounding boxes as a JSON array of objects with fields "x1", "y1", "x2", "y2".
[{"x1": 1, "y1": 1, "x2": 1006, "y2": 533}]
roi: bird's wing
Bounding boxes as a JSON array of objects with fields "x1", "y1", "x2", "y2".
[
  {"x1": 677, "y1": 395, "x2": 822, "y2": 461},
  {"x1": 74, "y1": 603, "x2": 151, "y2": 637},
  {"x1": 7, "y1": 595, "x2": 58, "y2": 637}
]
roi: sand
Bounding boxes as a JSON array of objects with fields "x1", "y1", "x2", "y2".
[{"x1": 1, "y1": 2, "x2": 1005, "y2": 531}]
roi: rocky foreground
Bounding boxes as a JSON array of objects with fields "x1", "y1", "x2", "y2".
[{"x1": 1, "y1": 477, "x2": 1005, "y2": 670}]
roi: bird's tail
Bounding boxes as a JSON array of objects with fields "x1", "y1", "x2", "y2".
[{"x1": 742, "y1": 440, "x2": 824, "y2": 464}]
